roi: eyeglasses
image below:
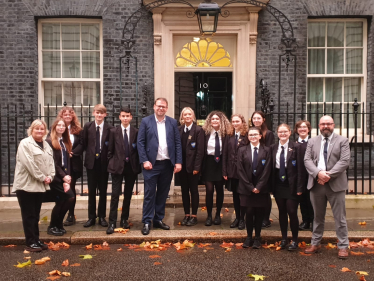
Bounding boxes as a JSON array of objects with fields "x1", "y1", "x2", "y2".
[
  {"x1": 278, "y1": 131, "x2": 290, "y2": 135},
  {"x1": 319, "y1": 123, "x2": 334, "y2": 127},
  {"x1": 248, "y1": 134, "x2": 260, "y2": 137},
  {"x1": 155, "y1": 105, "x2": 167, "y2": 109}
]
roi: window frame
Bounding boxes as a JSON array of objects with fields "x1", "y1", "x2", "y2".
[
  {"x1": 38, "y1": 18, "x2": 103, "y2": 114},
  {"x1": 307, "y1": 18, "x2": 367, "y2": 135}
]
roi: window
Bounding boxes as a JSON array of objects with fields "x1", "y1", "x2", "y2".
[
  {"x1": 38, "y1": 19, "x2": 103, "y2": 121},
  {"x1": 307, "y1": 19, "x2": 367, "y2": 130}
]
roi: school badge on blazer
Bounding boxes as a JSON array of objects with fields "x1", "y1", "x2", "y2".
[
  {"x1": 292, "y1": 160, "x2": 296, "y2": 166},
  {"x1": 191, "y1": 142, "x2": 196, "y2": 148},
  {"x1": 105, "y1": 141, "x2": 109, "y2": 146},
  {"x1": 132, "y1": 143, "x2": 136, "y2": 148},
  {"x1": 262, "y1": 159, "x2": 266, "y2": 165}
]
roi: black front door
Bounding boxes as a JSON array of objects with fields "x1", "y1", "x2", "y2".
[{"x1": 175, "y1": 72, "x2": 232, "y2": 123}]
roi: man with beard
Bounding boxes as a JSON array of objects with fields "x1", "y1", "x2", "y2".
[{"x1": 303, "y1": 116, "x2": 350, "y2": 259}]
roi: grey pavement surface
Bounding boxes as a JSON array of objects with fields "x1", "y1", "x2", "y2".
[{"x1": 1, "y1": 243, "x2": 374, "y2": 281}]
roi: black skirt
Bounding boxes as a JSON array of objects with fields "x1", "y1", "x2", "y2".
[
  {"x1": 202, "y1": 155, "x2": 223, "y2": 182},
  {"x1": 273, "y1": 169, "x2": 298, "y2": 200},
  {"x1": 240, "y1": 192, "x2": 269, "y2": 208}
]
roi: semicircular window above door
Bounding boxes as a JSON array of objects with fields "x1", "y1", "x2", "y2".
[{"x1": 175, "y1": 38, "x2": 232, "y2": 67}]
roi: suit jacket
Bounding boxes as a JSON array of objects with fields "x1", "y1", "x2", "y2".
[
  {"x1": 178, "y1": 123, "x2": 204, "y2": 173},
  {"x1": 222, "y1": 133, "x2": 249, "y2": 179},
  {"x1": 295, "y1": 139, "x2": 308, "y2": 192},
  {"x1": 264, "y1": 129, "x2": 275, "y2": 147},
  {"x1": 202, "y1": 132, "x2": 227, "y2": 174},
  {"x1": 304, "y1": 134, "x2": 350, "y2": 192},
  {"x1": 137, "y1": 114, "x2": 182, "y2": 167},
  {"x1": 237, "y1": 144, "x2": 271, "y2": 195},
  {"x1": 70, "y1": 131, "x2": 84, "y2": 178},
  {"x1": 107, "y1": 125, "x2": 141, "y2": 175},
  {"x1": 45, "y1": 138, "x2": 71, "y2": 184},
  {"x1": 83, "y1": 121, "x2": 112, "y2": 170},
  {"x1": 270, "y1": 141, "x2": 303, "y2": 195}
]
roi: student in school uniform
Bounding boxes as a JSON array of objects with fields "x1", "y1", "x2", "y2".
[
  {"x1": 250, "y1": 110, "x2": 275, "y2": 229},
  {"x1": 178, "y1": 107, "x2": 204, "y2": 226},
  {"x1": 106, "y1": 107, "x2": 141, "y2": 234},
  {"x1": 270, "y1": 123, "x2": 303, "y2": 251},
  {"x1": 82, "y1": 104, "x2": 113, "y2": 228},
  {"x1": 294, "y1": 120, "x2": 313, "y2": 231},
  {"x1": 237, "y1": 126, "x2": 271, "y2": 249},
  {"x1": 223, "y1": 114, "x2": 249, "y2": 230},
  {"x1": 201, "y1": 111, "x2": 233, "y2": 226}
]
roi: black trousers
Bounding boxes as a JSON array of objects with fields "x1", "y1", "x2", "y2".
[
  {"x1": 246, "y1": 207, "x2": 265, "y2": 238},
  {"x1": 16, "y1": 190, "x2": 44, "y2": 246},
  {"x1": 179, "y1": 168, "x2": 199, "y2": 216},
  {"x1": 299, "y1": 189, "x2": 314, "y2": 223},
  {"x1": 49, "y1": 189, "x2": 74, "y2": 228},
  {"x1": 87, "y1": 159, "x2": 109, "y2": 219},
  {"x1": 67, "y1": 174, "x2": 78, "y2": 217},
  {"x1": 230, "y1": 178, "x2": 245, "y2": 220},
  {"x1": 109, "y1": 163, "x2": 137, "y2": 224}
]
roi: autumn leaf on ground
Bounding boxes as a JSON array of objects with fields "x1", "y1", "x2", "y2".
[
  {"x1": 14, "y1": 260, "x2": 31, "y2": 268},
  {"x1": 61, "y1": 272, "x2": 70, "y2": 277},
  {"x1": 351, "y1": 251, "x2": 365, "y2": 256},
  {"x1": 220, "y1": 213, "x2": 223, "y2": 218},
  {"x1": 225, "y1": 248, "x2": 231, "y2": 252},
  {"x1": 328, "y1": 265, "x2": 336, "y2": 268},
  {"x1": 41, "y1": 257, "x2": 51, "y2": 262},
  {"x1": 70, "y1": 263, "x2": 80, "y2": 267},
  {"x1": 114, "y1": 228, "x2": 129, "y2": 234},
  {"x1": 220, "y1": 242, "x2": 234, "y2": 249},
  {"x1": 201, "y1": 206, "x2": 207, "y2": 211},
  {"x1": 4, "y1": 245, "x2": 17, "y2": 248},
  {"x1": 49, "y1": 270, "x2": 62, "y2": 276},
  {"x1": 247, "y1": 274, "x2": 267, "y2": 280},
  {"x1": 361, "y1": 239, "x2": 370, "y2": 247},
  {"x1": 269, "y1": 218, "x2": 274, "y2": 223},
  {"x1": 209, "y1": 232, "x2": 217, "y2": 236},
  {"x1": 275, "y1": 247, "x2": 282, "y2": 251},
  {"x1": 299, "y1": 252, "x2": 311, "y2": 256},
  {"x1": 35, "y1": 259, "x2": 46, "y2": 265},
  {"x1": 182, "y1": 239, "x2": 195, "y2": 248},
  {"x1": 356, "y1": 271, "x2": 369, "y2": 276},
  {"x1": 225, "y1": 208, "x2": 229, "y2": 212},
  {"x1": 359, "y1": 276, "x2": 367, "y2": 281},
  {"x1": 149, "y1": 255, "x2": 161, "y2": 259},
  {"x1": 341, "y1": 267, "x2": 352, "y2": 272},
  {"x1": 46, "y1": 277, "x2": 60, "y2": 281},
  {"x1": 235, "y1": 243, "x2": 243, "y2": 249},
  {"x1": 325, "y1": 243, "x2": 337, "y2": 249},
  {"x1": 117, "y1": 248, "x2": 123, "y2": 252},
  {"x1": 126, "y1": 244, "x2": 139, "y2": 249},
  {"x1": 359, "y1": 221, "x2": 367, "y2": 226},
  {"x1": 61, "y1": 259, "x2": 69, "y2": 266},
  {"x1": 298, "y1": 241, "x2": 306, "y2": 248},
  {"x1": 350, "y1": 242, "x2": 359, "y2": 249},
  {"x1": 154, "y1": 262, "x2": 162, "y2": 265},
  {"x1": 94, "y1": 245, "x2": 103, "y2": 250},
  {"x1": 366, "y1": 251, "x2": 374, "y2": 254},
  {"x1": 85, "y1": 243, "x2": 93, "y2": 250},
  {"x1": 79, "y1": 254, "x2": 94, "y2": 259},
  {"x1": 61, "y1": 242, "x2": 70, "y2": 249},
  {"x1": 262, "y1": 243, "x2": 275, "y2": 249},
  {"x1": 198, "y1": 243, "x2": 211, "y2": 248},
  {"x1": 177, "y1": 222, "x2": 181, "y2": 225},
  {"x1": 41, "y1": 216, "x2": 48, "y2": 222},
  {"x1": 24, "y1": 257, "x2": 31, "y2": 260},
  {"x1": 103, "y1": 241, "x2": 109, "y2": 247},
  {"x1": 23, "y1": 250, "x2": 30, "y2": 254}
]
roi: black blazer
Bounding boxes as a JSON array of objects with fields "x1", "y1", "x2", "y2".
[
  {"x1": 270, "y1": 141, "x2": 303, "y2": 195},
  {"x1": 83, "y1": 121, "x2": 112, "y2": 170},
  {"x1": 202, "y1": 132, "x2": 227, "y2": 174},
  {"x1": 295, "y1": 139, "x2": 309, "y2": 192},
  {"x1": 264, "y1": 129, "x2": 275, "y2": 147},
  {"x1": 178, "y1": 123, "x2": 205, "y2": 173},
  {"x1": 222, "y1": 133, "x2": 249, "y2": 179},
  {"x1": 46, "y1": 138, "x2": 71, "y2": 184},
  {"x1": 70, "y1": 131, "x2": 84, "y2": 178},
  {"x1": 237, "y1": 144, "x2": 271, "y2": 195},
  {"x1": 107, "y1": 125, "x2": 141, "y2": 175}
]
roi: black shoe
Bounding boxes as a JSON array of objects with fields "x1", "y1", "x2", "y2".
[
  {"x1": 59, "y1": 227, "x2": 67, "y2": 234},
  {"x1": 25, "y1": 244, "x2": 42, "y2": 252},
  {"x1": 120, "y1": 220, "x2": 130, "y2": 229},
  {"x1": 299, "y1": 221, "x2": 310, "y2": 231},
  {"x1": 230, "y1": 219, "x2": 239, "y2": 228},
  {"x1": 153, "y1": 221, "x2": 170, "y2": 230},
  {"x1": 99, "y1": 217, "x2": 108, "y2": 227},
  {"x1": 64, "y1": 214, "x2": 75, "y2": 226},
  {"x1": 213, "y1": 214, "x2": 221, "y2": 225},
  {"x1": 37, "y1": 241, "x2": 48, "y2": 250},
  {"x1": 47, "y1": 226, "x2": 63, "y2": 236},
  {"x1": 83, "y1": 219, "x2": 96, "y2": 227},
  {"x1": 261, "y1": 221, "x2": 271, "y2": 229},
  {"x1": 106, "y1": 223, "x2": 116, "y2": 235},
  {"x1": 288, "y1": 241, "x2": 298, "y2": 251},
  {"x1": 205, "y1": 216, "x2": 213, "y2": 226},
  {"x1": 181, "y1": 216, "x2": 190, "y2": 226},
  {"x1": 141, "y1": 224, "x2": 150, "y2": 235},
  {"x1": 279, "y1": 239, "x2": 287, "y2": 250},
  {"x1": 186, "y1": 217, "x2": 198, "y2": 226},
  {"x1": 242, "y1": 237, "x2": 254, "y2": 248},
  {"x1": 238, "y1": 219, "x2": 246, "y2": 230},
  {"x1": 252, "y1": 237, "x2": 262, "y2": 249}
]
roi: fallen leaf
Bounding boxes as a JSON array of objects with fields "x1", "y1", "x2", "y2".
[
  {"x1": 117, "y1": 248, "x2": 123, "y2": 252},
  {"x1": 209, "y1": 232, "x2": 217, "y2": 236},
  {"x1": 350, "y1": 242, "x2": 359, "y2": 249},
  {"x1": 298, "y1": 241, "x2": 306, "y2": 248},
  {"x1": 103, "y1": 241, "x2": 109, "y2": 247},
  {"x1": 41, "y1": 216, "x2": 48, "y2": 222},
  {"x1": 79, "y1": 254, "x2": 94, "y2": 259},
  {"x1": 182, "y1": 239, "x2": 195, "y2": 248},
  {"x1": 201, "y1": 206, "x2": 207, "y2": 211},
  {"x1": 366, "y1": 251, "x2": 374, "y2": 254},
  {"x1": 198, "y1": 243, "x2": 211, "y2": 248},
  {"x1": 154, "y1": 262, "x2": 162, "y2": 265},
  {"x1": 220, "y1": 213, "x2": 223, "y2": 218},
  {"x1": 269, "y1": 218, "x2": 274, "y2": 223},
  {"x1": 359, "y1": 276, "x2": 367, "y2": 281},
  {"x1": 46, "y1": 277, "x2": 60, "y2": 280},
  {"x1": 263, "y1": 244, "x2": 275, "y2": 249},
  {"x1": 117, "y1": 207, "x2": 122, "y2": 211},
  {"x1": 359, "y1": 222, "x2": 367, "y2": 226},
  {"x1": 362, "y1": 239, "x2": 370, "y2": 247},
  {"x1": 247, "y1": 274, "x2": 267, "y2": 280},
  {"x1": 61, "y1": 259, "x2": 69, "y2": 266},
  {"x1": 85, "y1": 243, "x2": 93, "y2": 250},
  {"x1": 177, "y1": 222, "x2": 181, "y2": 225},
  {"x1": 356, "y1": 271, "x2": 369, "y2": 276},
  {"x1": 220, "y1": 242, "x2": 234, "y2": 248},
  {"x1": 4, "y1": 245, "x2": 17, "y2": 248},
  {"x1": 23, "y1": 250, "x2": 30, "y2": 254},
  {"x1": 225, "y1": 208, "x2": 229, "y2": 212},
  {"x1": 94, "y1": 245, "x2": 103, "y2": 250},
  {"x1": 61, "y1": 272, "x2": 70, "y2": 277},
  {"x1": 328, "y1": 265, "x2": 336, "y2": 268},
  {"x1": 325, "y1": 243, "x2": 337, "y2": 249},
  {"x1": 276, "y1": 247, "x2": 282, "y2": 251},
  {"x1": 34, "y1": 259, "x2": 46, "y2": 265},
  {"x1": 49, "y1": 270, "x2": 62, "y2": 276},
  {"x1": 14, "y1": 260, "x2": 31, "y2": 268},
  {"x1": 149, "y1": 255, "x2": 161, "y2": 259},
  {"x1": 341, "y1": 267, "x2": 352, "y2": 272},
  {"x1": 24, "y1": 257, "x2": 31, "y2": 260},
  {"x1": 225, "y1": 248, "x2": 231, "y2": 252},
  {"x1": 351, "y1": 251, "x2": 365, "y2": 256},
  {"x1": 41, "y1": 257, "x2": 51, "y2": 262},
  {"x1": 70, "y1": 263, "x2": 81, "y2": 267},
  {"x1": 299, "y1": 252, "x2": 311, "y2": 256}
]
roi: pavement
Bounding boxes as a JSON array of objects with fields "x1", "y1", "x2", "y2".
[{"x1": 1, "y1": 194, "x2": 374, "y2": 246}]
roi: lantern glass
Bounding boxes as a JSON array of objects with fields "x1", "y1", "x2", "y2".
[{"x1": 196, "y1": 3, "x2": 220, "y2": 35}]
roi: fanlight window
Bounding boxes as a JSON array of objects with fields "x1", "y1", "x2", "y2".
[{"x1": 175, "y1": 38, "x2": 232, "y2": 67}]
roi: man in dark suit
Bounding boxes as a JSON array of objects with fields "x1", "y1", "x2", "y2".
[
  {"x1": 106, "y1": 108, "x2": 141, "y2": 234},
  {"x1": 137, "y1": 97, "x2": 182, "y2": 235},
  {"x1": 82, "y1": 104, "x2": 112, "y2": 228}
]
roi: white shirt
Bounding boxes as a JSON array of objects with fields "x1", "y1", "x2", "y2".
[
  {"x1": 95, "y1": 121, "x2": 104, "y2": 150},
  {"x1": 121, "y1": 124, "x2": 130, "y2": 144},
  {"x1": 58, "y1": 137, "x2": 66, "y2": 167},
  {"x1": 318, "y1": 133, "x2": 334, "y2": 171},
  {"x1": 68, "y1": 125, "x2": 74, "y2": 146},
  {"x1": 250, "y1": 143, "x2": 260, "y2": 162},
  {"x1": 184, "y1": 123, "x2": 193, "y2": 133},
  {"x1": 276, "y1": 140, "x2": 289, "y2": 169},
  {"x1": 155, "y1": 115, "x2": 170, "y2": 160},
  {"x1": 207, "y1": 130, "x2": 222, "y2": 155},
  {"x1": 298, "y1": 136, "x2": 309, "y2": 143},
  {"x1": 235, "y1": 131, "x2": 241, "y2": 142}
]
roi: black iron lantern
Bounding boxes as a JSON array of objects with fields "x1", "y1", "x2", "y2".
[{"x1": 195, "y1": 0, "x2": 221, "y2": 35}]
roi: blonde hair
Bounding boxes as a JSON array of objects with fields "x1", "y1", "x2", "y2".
[
  {"x1": 179, "y1": 107, "x2": 196, "y2": 125},
  {"x1": 27, "y1": 119, "x2": 48, "y2": 138},
  {"x1": 57, "y1": 106, "x2": 82, "y2": 135},
  {"x1": 202, "y1": 111, "x2": 233, "y2": 137},
  {"x1": 93, "y1": 104, "x2": 107, "y2": 114},
  {"x1": 231, "y1": 114, "x2": 248, "y2": 136}
]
